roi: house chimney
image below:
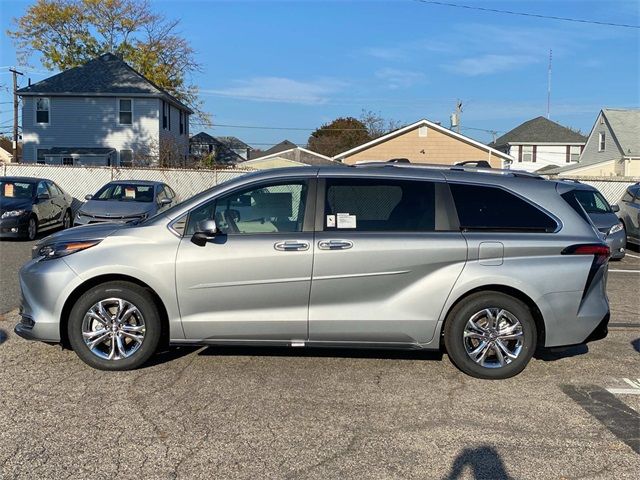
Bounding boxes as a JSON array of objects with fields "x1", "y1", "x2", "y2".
[{"x1": 28, "y1": 78, "x2": 31, "y2": 86}]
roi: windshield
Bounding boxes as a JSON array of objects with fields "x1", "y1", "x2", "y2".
[
  {"x1": 1, "y1": 181, "x2": 34, "y2": 199},
  {"x1": 93, "y1": 184, "x2": 154, "y2": 202},
  {"x1": 573, "y1": 190, "x2": 611, "y2": 214}
]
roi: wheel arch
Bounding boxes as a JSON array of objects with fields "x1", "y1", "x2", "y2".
[
  {"x1": 439, "y1": 284, "x2": 546, "y2": 349},
  {"x1": 60, "y1": 274, "x2": 170, "y2": 350}
]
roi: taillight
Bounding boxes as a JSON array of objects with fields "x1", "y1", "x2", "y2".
[
  {"x1": 562, "y1": 243, "x2": 610, "y2": 300},
  {"x1": 561, "y1": 244, "x2": 610, "y2": 257}
]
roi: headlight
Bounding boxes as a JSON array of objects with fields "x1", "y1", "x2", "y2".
[
  {"x1": 608, "y1": 223, "x2": 624, "y2": 235},
  {"x1": 1, "y1": 209, "x2": 27, "y2": 219},
  {"x1": 33, "y1": 240, "x2": 102, "y2": 260}
]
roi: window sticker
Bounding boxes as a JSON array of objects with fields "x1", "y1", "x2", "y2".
[
  {"x1": 326, "y1": 214, "x2": 336, "y2": 228},
  {"x1": 124, "y1": 188, "x2": 136, "y2": 199},
  {"x1": 336, "y1": 212, "x2": 356, "y2": 229},
  {"x1": 4, "y1": 183, "x2": 14, "y2": 197}
]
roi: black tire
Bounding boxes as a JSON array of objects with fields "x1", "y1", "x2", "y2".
[
  {"x1": 26, "y1": 215, "x2": 38, "y2": 241},
  {"x1": 62, "y1": 209, "x2": 72, "y2": 230},
  {"x1": 68, "y1": 281, "x2": 161, "y2": 370},
  {"x1": 444, "y1": 291, "x2": 537, "y2": 380}
]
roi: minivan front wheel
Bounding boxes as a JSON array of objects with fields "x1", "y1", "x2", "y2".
[
  {"x1": 68, "y1": 281, "x2": 161, "y2": 370},
  {"x1": 444, "y1": 292, "x2": 537, "y2": 379}
]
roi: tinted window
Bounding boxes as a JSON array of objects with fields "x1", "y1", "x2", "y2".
[
  {"x1": 47, "y1": 181, "x2": 62, "y2": 197},
  {"x1": 571, "y1": 190, "x2": 611, "y2": 214},
  {"x1": 450, "y1": 183, "x2": 557, "y2": 232},
  {"x1": 186, "y1": 182, "x2": 307, "y2": 235},
  {"x1": 94, "y1": 183, "x2": 155, "y2": 202},
  {"x1": 324, "y1": 179, "x2": 436, "y2": 232},
  {"x1": 36, "y1": 182, "x2": 50, "y2": 197}
]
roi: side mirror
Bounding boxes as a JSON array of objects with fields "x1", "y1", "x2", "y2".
[
  {"x1": 37, "y1": 192, "x2": 50, "y2": 201},
  {"x1": 611, "y1": 204, "x2": 620, "y2": 213},
  {"x1": 85, "y1": 194, "x2": 93, "y2": 201},
  {"x1": 191, "y1": 219, "x2": 219, "y2": 246},
  {"x1": 159, "y1": 197, "x2": 172, "y2": 206}
]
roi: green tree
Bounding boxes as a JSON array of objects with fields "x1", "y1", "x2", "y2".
[
  {"x1": 307, "y1": 117, "x2": 371, "y2": 157},
  {"x1": 8, "y1": 0, "x2": 209, "y2": 123}
]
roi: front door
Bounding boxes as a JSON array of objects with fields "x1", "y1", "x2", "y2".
[
  {"x1": 34, "y1": 181, "x2": 54, "y2": 227},
  {"x1": 176, "y1": 179, "x2": 315, "y2": 341},
  {"x1": 309, "y1": 176, "x2": 467, "y2": 346}
]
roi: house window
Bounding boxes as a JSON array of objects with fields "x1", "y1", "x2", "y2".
[
  {"x1": 162, "y1": 101, "x2": 168, "y2": 129},
  {"x1": 62, "y1": 157, "x2": 74, "y2": 166},
  {"x1": 599, "y1": 133, "x2": 606, "y2": 152},
  {"x1": 36, "y1": 98, "x2": 50, "y2": 124},
  {"x1": 570, "y1": 146, "x2": 580, "y2": 163},
  {"x1": 119, "y1": 99, "x2": 132, "y2": 125},
  {"x1": 36, "y1": 148, "x2": 49, "y2": 164},
  {"x1": 120, "y1": 149, "x2": 133, "y2": 167},
  {"x1": 179, "y1": 111, "x2": 184, "y2": 135},
  {"x1": 522, "y1": 145, "x2": 533, "y2": 162},
  {"x1": 418, "y1": 126, "x2": 428, "y2": 137}
]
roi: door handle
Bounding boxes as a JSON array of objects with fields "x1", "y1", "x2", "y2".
[
  {"x1": 318, "y1": 239, "x2": 353, "y2": 250},
  {"x1": 274, "y1": 240, "x2": 310, "y2": 251}
]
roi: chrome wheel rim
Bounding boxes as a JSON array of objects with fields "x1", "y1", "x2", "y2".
[
  {"x1": 28, "y1": 218, "x2": 36, "y2": 239},
  {"x1": 81, "y1": 298, "x2": 145, "y2": 360},
  {"x1": 463, "y1": 308, "x2": 524, "y2": 369}
]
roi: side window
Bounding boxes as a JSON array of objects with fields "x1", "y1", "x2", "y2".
[
  {"x1": 621, "y1": 190, "x2": 633, "y2": 203},
  {"x1": 166, "y1": 186, "x2": 176, "y2": 199},
  {"x1": 324, "y1": 178, "x2": 436, "y2": 232},
  {"x1": 36, "y1": 181, "x2": 50, "y2": 198},
  {"x1": 46, "y1": 181, "x2": 61, "y2": 196},
  {"x1": 157, "y1": 187, "x2": 168, "y2": 204},
  {"x1": 450, "y1": 183, "x2": 557, "y2": 232},
  {"x1": 632, "y1": 188, "x2": 640, "y2": 204},
  {"x1": 186, "y1": 182, "x2": 307, "y2": 235}
]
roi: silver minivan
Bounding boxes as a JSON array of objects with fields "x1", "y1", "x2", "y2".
[{"x1": 17, "y1": 165, "x2": 611, "y2": 379}]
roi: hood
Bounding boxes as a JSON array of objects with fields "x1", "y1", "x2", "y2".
[
  {"x1": 588, "y1": 212, "x2": 620, "y2": 230},
  {"x1": 36, "y1": 222, "x2": 126, "y2": 247},
  {"x1": 79, "y1": 199, "x2": 154, "y2": 217},
  {"x1": 0, "y1": 197, "x2": 33, "y2": 212}
]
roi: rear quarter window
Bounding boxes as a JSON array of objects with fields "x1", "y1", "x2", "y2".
[{"x1": 450, "y1": 183, "x2": 557, "y2": 232}]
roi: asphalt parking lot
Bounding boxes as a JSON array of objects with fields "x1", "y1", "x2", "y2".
[{"x1": 0, "y1": 240, "x2": 638, "y2": 479}]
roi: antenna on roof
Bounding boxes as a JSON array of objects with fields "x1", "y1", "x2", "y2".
[{"x1": 547, "y1": 49, "x2": 552, "y2": 119}]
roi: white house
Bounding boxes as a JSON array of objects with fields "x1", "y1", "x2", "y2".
[
  {"x1": 17, "y1": 53, "x2": 193, "y2": 166},
  {"x1": 490, "y1": 116, "x2": 587, "y2": 172}
]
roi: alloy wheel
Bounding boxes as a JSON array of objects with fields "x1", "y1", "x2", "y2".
[
  {"x1": 81, "y1": 298, "x2": 146, "y2": 360},
  {"x1": 463, "y1": 308, "x2": 524, "y2": 368},
  {"x1": 27, "y1": 218, "x2": 37, "y2": 240}
]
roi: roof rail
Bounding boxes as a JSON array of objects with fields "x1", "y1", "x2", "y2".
[
  {"x1": 558, "y1": 178, "x2": 582, "y2": 183},
  {"x1": 352, "y1": 161, "x2": 544, "y2": 179}
]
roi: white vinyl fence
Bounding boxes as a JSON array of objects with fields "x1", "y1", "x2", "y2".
[{"x1": 2, "y1": 164, "x2": 253, "y2": 209}]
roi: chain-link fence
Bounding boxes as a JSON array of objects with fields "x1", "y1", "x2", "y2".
[{"x1": 1, "y1": 164, "x2": 254, "y2": 207}]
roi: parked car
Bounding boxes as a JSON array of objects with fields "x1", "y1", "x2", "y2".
[
  {"x1": 615, "y1": 182, "x2": 640, "y2": 246},
  {"x1": 0, "y1": 176, "x2": 73, "y2": 240},
  {"x1": 74, "y1": 180, "x2": 178, "y2": 226},
  {"x1": 559, "y1": 180, "x2": 626, "y2": 260},
  {"x1": 17, "y1": 165, "x2": 611, "y2": 379}
]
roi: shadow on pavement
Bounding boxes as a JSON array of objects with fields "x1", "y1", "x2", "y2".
[
  {"x1": 632, "y1": 338, "x2": 640, "y2": 353},
  {"x1": 442, "y1": 445, "x2": 512, "y2": 480},
  {"x1": 198, "y1": 345, "x2": 443, "y2": 361},
  {"x1": 0, "y1": 329, "x2": 7, "y2": 346},
  {"x1": 143, "y1": 346, "x2": 201, "y2": 368},
  {"x1": 534, "y1": 344, "x2": 589, "y2": 362}
]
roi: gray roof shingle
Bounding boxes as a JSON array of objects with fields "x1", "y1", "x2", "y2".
[
  {"x1": 603, "y1": 109, "x2": 640, "y2": 156},
  {"x1": 17, "y1": 53, "x2": 192, "y2": 113},
  {"x1": 491, "y1": 116, "x2": 587, "y2": 147}
]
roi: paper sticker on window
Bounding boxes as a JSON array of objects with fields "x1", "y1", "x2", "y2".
[
  {"x1": 124, "y1": 188, "x2": 136, "y2": 199},
  {"x1": 336, "y1": 213, "x2": 356, "y2": 229},
  {"x1": 326, "y1": 214, "x2": 336, "y2": 228},
  {"x1": 4, "y1": 183, "x2": 14, "y2": 197}
]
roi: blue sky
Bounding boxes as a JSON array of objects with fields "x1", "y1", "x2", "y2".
[{"x1": 1, "y1": 0, "x2": 639, "y2": 147}]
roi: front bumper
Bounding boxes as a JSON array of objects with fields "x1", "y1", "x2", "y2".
[
  {"x1": 17, "y1": 257, "x2": 79, "y2": 343},
  {"x1": 605, "y1": 230, "x2": 626, "y2": 259},
  {"x1": 0, "y1": 215, "x2": 30, "y2": 238}
]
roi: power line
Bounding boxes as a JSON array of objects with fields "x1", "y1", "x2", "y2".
[{"x1": 413, "y1": 0, "x2": 640, "y2": 29}]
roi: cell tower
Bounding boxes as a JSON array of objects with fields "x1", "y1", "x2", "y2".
[{"x1": 547, "y1": 49, "x2": 552, "y2": 119}]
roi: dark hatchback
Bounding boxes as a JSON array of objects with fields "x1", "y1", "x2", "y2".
[{"x1": 0, "y1": 176, "x2": 73, "y2": 240}]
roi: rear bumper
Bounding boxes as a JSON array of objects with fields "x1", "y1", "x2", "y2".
[
  {"x1": 584, "y1": 312, "x2": 609, "y2": 343},
  {"x1": 605, "y1": 231, "x2": 626, "y2": 259}
]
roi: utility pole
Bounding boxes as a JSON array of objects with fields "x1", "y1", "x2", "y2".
[
  {"x1": 9, "y1": 68, "x2": 23, "y2": 162},
  {"x1": 547, "y1": 49, "x2": 552, "y2": 120}
]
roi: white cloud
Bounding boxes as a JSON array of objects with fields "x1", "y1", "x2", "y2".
[
  {"x1": 444, "y1": 54, "x2": 539, "y2": 76},
  {"x1": 201, "y1": 77, "x2": 347, "y2": 105},
  {"x1": 375, "y1": 68, "x2": 426, "y2": 89}
]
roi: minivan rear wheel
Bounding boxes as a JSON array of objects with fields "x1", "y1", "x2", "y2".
[
  {"x1": 68, "y1": 281, "x2": 161, "y2": 370},
  {"x1": 444, "y1": 292, "x2": 537, "y2": 379}
]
